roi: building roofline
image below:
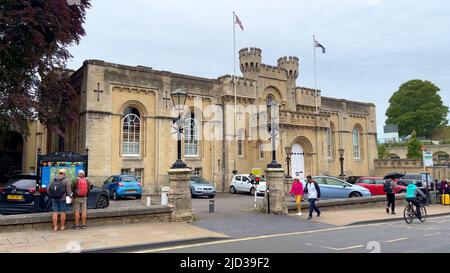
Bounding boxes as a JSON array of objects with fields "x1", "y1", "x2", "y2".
[
  {"x1": 321, "y1": 96, "x2": 376, "y2": 107},
  {"x1": 81, "y1": 59, "x2": 219, "y2": 84}
]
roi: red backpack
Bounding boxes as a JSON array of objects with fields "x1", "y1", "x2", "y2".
[{"x1": 76, "y1": 178, "x2": 88, "y2": 197}]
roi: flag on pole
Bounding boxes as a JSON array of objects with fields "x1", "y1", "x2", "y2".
[
  {"x1": 234, "y1": 14, "x2": 244, "y2": 31},
  {"x1": 313, "y1": 36, "x2": 326, "y2": 53}
]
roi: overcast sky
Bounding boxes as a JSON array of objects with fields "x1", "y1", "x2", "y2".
[{"x1": 67, "y1": 0, "x2": 450, "y2": 139}]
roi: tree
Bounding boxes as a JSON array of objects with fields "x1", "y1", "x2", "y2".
[
  {"x1": 0, "y1": 0, "x2": 91, "y2": 137},
  {"x1": 378, "y1": 143, "x2": 389, "y2": 159},
  {"x1": 406, "y1": 130, "x2": 422, "y2": 159},
  {"x1": 385, "y1": 80, "x2": 449, "y2": 138}
]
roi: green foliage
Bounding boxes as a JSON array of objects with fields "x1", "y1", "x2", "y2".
[
  {"x1": 385, "y1": 80, "x2": 449, "y2": 138},
  {"x1": 378, "y1": 144, "x2": 389, "y2": 159},
  {"x1": 406, "y1": 130, "x2": 422, "y2": 159}
]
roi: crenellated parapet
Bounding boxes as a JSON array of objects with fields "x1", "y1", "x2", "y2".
[
  {"x1": 217, "y1": 74, "x2": 257, "y2": 99},
  {"x1": 239, "y1": 47, "x2": 262, "y2": 74},
  {"x1": 277, "y1": 56, "x2": 299, "y2": 79}
]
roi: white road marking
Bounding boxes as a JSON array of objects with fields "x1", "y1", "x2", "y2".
[
  {"x1": 133, "y1": 222, "x2": 390, "y2": 253},
  {"x1": 385, "y1": 238, "x2": 408, "y2": 243},
  {"x1": 133, "y1": 215, "x2": 450, "y2": 253},
  {"x1": 424, "y1": 232, "x2": 442, "y2": 237},
  {"x1": 305, "y1": 243, "x2": 364, "y2": 251}
]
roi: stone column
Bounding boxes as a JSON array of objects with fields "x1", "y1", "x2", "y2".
[
  {"x1": 167, "y1": 168, "x2": 194, "y2": 222},
  {"x1": 263, "y1": 168, "x2": 288, "y2": 215}
]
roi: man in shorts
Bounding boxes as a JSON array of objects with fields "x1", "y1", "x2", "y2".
[{"x1": 71, "y1": 170, "x2": 91, "y2": 229}]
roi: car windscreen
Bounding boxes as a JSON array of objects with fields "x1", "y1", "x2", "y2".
[
  {"x1": 4, "y1": 178, "x2": 36, "y2": 189},
  {"x1": 191, "y1": 177, "x2": 209, "y2": 184},
  {"x1": 121, "y1": 176, "x2": 137, "y2": 182}
]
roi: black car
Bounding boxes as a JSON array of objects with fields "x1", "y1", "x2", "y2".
[{"x1": 0, "y1": 175, "x2": 109, "y2": 215}]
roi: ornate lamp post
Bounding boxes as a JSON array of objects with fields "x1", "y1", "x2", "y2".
[
  {"x1": 267, "y1": 100, "x2": 281, "y2": 168},
  {"x1": 338, "y1": 148, "x2": 345, "y2": 179},
  {"x1": 284, "y1": 146, "x2": 292, "y2": 178},
  {"x1": 170, "y1": 89, "x2": 188, "y2": 169}
]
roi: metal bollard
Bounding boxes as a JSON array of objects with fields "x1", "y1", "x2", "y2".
[
  {"x1": 146, "y1": 196, "x2": 151, "y2": 206},
  {"x1": 209, "y1": 199, "x2": 215, "y2": 213}
]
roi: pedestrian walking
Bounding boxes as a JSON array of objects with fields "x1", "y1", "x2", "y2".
[
  {"x1": 71, "y1": 170, "x2": 91, "y2": 230},
  {"x1": 289, "y1": 176, "x2": 304, "y2": 216},
  {"x1": 304, "y1": 175, "x2": 321, "y2": 220},
  {"x1": 384, "y1": 178, "x2": 397, "y2": 214},
  {"x1": 48, "y1": 169, "x2": 72, "y2": 231}
]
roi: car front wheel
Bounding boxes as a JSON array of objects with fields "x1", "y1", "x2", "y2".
[
  {"x1": 350, "y1": 192, "x2": 362, "y2": 198},
  {"x1": 250, "y1": 187, "x2": 256, "y2": 196},
  {"x1": 230, "y1": 186, "x2": 236, "y2": 194},
  {"x1": 96, "y1": 195, "x2": 109, "y2": 209}
]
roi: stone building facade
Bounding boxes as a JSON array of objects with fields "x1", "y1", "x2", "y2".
[{"x1": 21, "y1": 47, "x2": 378, "y2": 193}]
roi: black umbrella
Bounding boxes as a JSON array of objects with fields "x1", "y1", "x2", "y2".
[{"x1": 383, "y1": 172, "x2": 405, "y2": 180}]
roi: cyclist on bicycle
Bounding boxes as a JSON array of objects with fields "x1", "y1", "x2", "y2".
[{"x1": 405, "y1": 182, "x2": 427, "y2": 218}]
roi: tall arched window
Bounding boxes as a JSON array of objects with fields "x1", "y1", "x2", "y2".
[
  {"x1": 184, "y1": 111, "x2": 199, "y2": 157},
  {"x1": 122, "y1": 107, "x2": 141, "y2": 156},
  {"x1": 353, "y1": 127, "x2": 361, "y2": 159}
]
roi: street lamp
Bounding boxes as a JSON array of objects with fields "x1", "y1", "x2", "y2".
[
  {"x1": 338, "y1": 148, "x2": 345, "y2": 179},
  {"x1": 267, "y1": 100, "x2": 282, "y2": 168},
  {"x1": 170, "y1": 89, "x2": 188, "y2": 169},
  {"x1": 284, "y1": 146, "x2": 292, "y2": 178}
]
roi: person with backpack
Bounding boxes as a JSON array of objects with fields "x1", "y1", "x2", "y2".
[
  {"x1": 384, "y1": 178, "x2": 397, "y2": 214},
  {"x1": 48, "y1": 169, "x2": 72, "y2": 231},
  {"x1": 71, "y1": 170, "x2": 91, "y2": 230},
  {"x1": 304, "y1": 175, "x2": 321, "y2": 220}
]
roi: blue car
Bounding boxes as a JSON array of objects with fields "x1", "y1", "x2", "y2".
[
  {"x1": 102, "y1": 175, "x2": 142, "y2": 200},
  {"x1": 301, "y1": 176, "x2": 371, "y2": 199}
]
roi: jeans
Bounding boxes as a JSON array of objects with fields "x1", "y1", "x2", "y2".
[
  {"x1": 386, "y1": 193, "x2": 395, "y2": 212},
  {"x1": 308, "y1": 198, "x2": 320, "y2": 217}
]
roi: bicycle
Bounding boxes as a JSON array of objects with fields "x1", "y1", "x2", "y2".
[{"x1": 403, "y1": 197, "x2": 427, "y2": 224}]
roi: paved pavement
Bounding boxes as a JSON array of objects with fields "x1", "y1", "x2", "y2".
[
  {"x1": 140, "y1": 215, "x2": 450, "y2": 253},
  {"x1": 0, "y1": 222, "x2": 227, "y2": 253}
]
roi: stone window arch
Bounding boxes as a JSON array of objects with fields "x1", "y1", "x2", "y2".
[
  {"x1": 352, "y1": 124, "x2": 364, "y2": 160},
  {"x1": 122, "y1": 107, "x2": 141, "y2": 156},
  {"x1": 184, "y1": 110, "x2": 199, "y2": 157}
]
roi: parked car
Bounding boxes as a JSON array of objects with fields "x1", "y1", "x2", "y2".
[
  {"x1": 301, "y1": 176, "x2": 371, "y2": 199},
  {"x1": 102, "y1": 175, "x2": 143, "y2": 200},
  {"x1": 346, "y1": 176, "x2": 362, "y2": 184},
  {"x1": 355, "y1": 177, "x2": 406, "y2": 196},
  {"x1": 398, "y1": 173, "x2": 435, "y2": 189},
  {"x1": 0, "y1": 175, "x2": 110, "y2": 215},
  {"x1": 189, "y1": 176, "x2": 216, "y2": 198},
  {"x1": 230, "y1": 174, "x2": 266, "y2": 195}
]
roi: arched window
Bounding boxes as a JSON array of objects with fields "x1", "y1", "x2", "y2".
[
  {"x1": 184, "y1": 111, "x2": 199, "y2": 157},
  {"x1": 266, "y1": 95, "x2": 276, "y2": 132},
  {"x1": 353, "y1": 127, "x2": 361, "y2": 159},
  {"x1": 122, "y1": 107, "x2": 141, "y2": 156}
]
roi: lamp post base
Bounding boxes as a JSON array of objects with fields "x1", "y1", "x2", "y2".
[{"x1": 171, "y1": 159, "x2": 187, "y2": 169}]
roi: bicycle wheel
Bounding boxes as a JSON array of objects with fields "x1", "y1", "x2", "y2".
[
  {"x1": 403, "y1": 205, "x2": 414, "y2": 224},
  {"x1": 418, "y1": 205, "x2": 427, "y2": 222}
]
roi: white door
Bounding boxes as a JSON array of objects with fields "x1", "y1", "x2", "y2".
[
  {"x1": 291, "y1": 144, "x2": 305, "y2": 179},
  {"x1": 242, "y1": 176, "x2": 252, "y2": 192}
]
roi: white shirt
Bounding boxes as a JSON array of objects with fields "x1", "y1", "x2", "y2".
[{"x1": 307, "y1": 182, "x2": 318, "y2": 199}]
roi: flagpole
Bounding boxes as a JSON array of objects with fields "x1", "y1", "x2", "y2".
[
  {"x1": 313, "y1": 35, "x2": 318, "y2": 113},
  {"x1": 233, "y1": 11, "x2": 237, "y2": 170},
  {"x1": 233, "y1": 11, "x2": 237, "y2": 141}
]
